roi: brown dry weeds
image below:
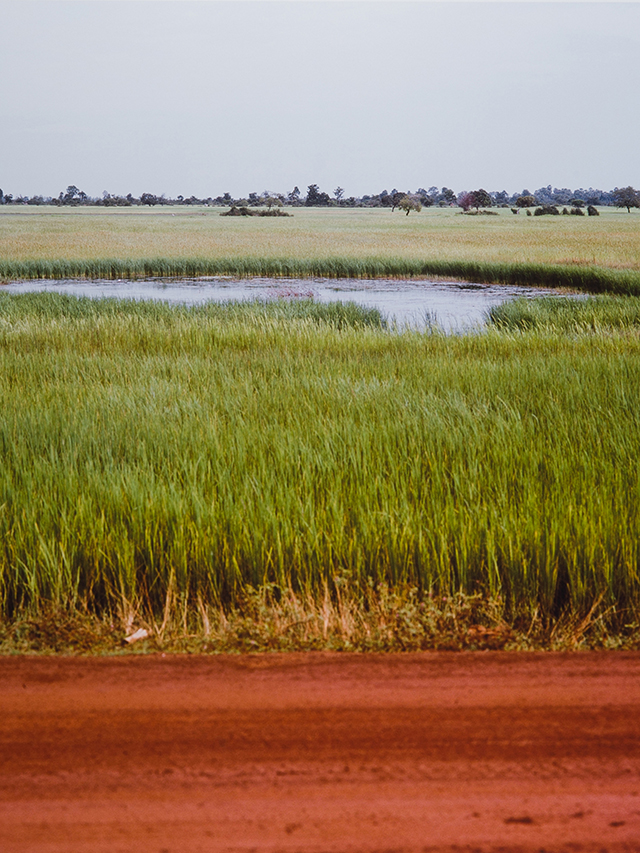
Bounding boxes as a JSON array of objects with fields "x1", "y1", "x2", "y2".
[{"x1": 2, "y1": 586, "x2": 638, "y2": 654}]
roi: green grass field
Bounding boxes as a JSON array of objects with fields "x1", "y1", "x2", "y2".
[
  {"x1": 2, "y1": 206, "x2": 640, "y2": 292},
  {"x1": 1, "y1": 293, "x2": 639, "y2": 652},
  {"x1": 2, "y1": 207, "x2": 639, "y2": 651}
]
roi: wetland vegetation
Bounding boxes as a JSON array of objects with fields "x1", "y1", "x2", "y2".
[
  {"x1": 1, "y1": 205, "x2": 639, "y2": 651},
  {"x1": 1, "y1": 292, "x2": 639, "y2": 652},
  {"x1": 1, "y1": 206, "x2": 640, "y2": 294}
]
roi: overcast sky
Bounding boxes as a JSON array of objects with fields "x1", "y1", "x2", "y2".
[{"x1": 2, "y1": 1, "x2": 639, "y2": 199}]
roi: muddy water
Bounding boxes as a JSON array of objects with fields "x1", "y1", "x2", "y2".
[{"x1": 3, "y1": 277, "x2": 567, "y2": 331}]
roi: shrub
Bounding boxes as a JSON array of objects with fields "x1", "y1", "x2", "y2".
[
  {"x1": 220, "y1": 206, "x2": 254, "y2": 216},
  {"x1": 397, "y1": 196, "x2": 422, "y2": 216},
  {"x1": 458, "y1": 192, "x2": 474, "y2": 212}
]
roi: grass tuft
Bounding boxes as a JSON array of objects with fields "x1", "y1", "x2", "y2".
[{"x1": 488, "y1": 294, "x2": 640, "y2": 331}]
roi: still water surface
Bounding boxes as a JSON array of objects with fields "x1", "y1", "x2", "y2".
[{"x1": 3, "y1": 277, "x2": 565, "y2": 331}]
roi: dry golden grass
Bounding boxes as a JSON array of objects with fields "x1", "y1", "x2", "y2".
[
  {"x1": 1, "y1": 206, "x2": 639, "y2": 269},
  {"x1": 2, "y1": 585, "x2": 634, "y2": 653}
]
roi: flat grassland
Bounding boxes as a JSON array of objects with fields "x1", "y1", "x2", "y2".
[
  {"x1": 0, "y1": 204, "x2": 639, "y2": 266},
  {"x1": 1, "y1": 293, "x2": 640, "y2": 652},
  {"x1": 1, "y1": 207, "x2": 640, "y2": 289}
]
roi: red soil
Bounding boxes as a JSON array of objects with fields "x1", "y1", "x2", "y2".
[{"x1": 1, "y1": 652, "x2": 639, "y2": 853}]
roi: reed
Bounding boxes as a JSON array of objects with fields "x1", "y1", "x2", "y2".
[
  {"x1": 2, "y1": 256, "x2": 640, "y2": 295},
  {"x1": 0, "y1": 293, "x2": 639, "y2": 647},
  {"x1": 488, "y1": 294, "x2": 640, "y2": 331}
]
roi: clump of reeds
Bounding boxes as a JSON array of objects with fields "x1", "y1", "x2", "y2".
[
  {"x1": 488, "y1": 294, "x2": 640, "y2": 331},
  {"x1": 0, "y1": 290, "x2": 385, "y2": 328}
]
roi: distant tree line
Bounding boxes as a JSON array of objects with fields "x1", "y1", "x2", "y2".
[{"x1": 1, "y1": 184, "x2": 639, "y2": 212}]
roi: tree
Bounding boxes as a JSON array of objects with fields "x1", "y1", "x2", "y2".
[
  {"x1": 613, "y1": 186, "x2": 640, "y2": 213},
  {"x1": 389, "y1": 191, "x2": 407, "y2": 212},
  {"x1": 458, "y1": 189, "x2": 492, "y2": 211},
  {"x1": 306, "y1": 184, "x2": 330, "y2": 206},
  {"x1": 334, "y1": 187, "x2": 344, "y2": 202},
  {"x1": 287, "y1": 186, "x2": 300, "y2": 205},
  {"x1": 398, "y1": 195, "x2": 422, "y2": 216},
  {"x1": 515, "y1": 194, "x2": 537, "y2": 208},
  {"x1": 458, "y1": 192, "x2": 474, "y2": 211},
  {"x1": 140, "y1": 192, "x2": 158, "y2": 206},
  {"x1": 62, "y1": 185, "x2": 83, "y2": 205},
  {"x1": 471, "y1": 188, "x2": 492, "y2": 210},
  {"x1": 441, "y1": 187, "x2": 456, "y2": 205},
  {"x1": 415, "y1": 189, "x2": 433, "y2": 207}
]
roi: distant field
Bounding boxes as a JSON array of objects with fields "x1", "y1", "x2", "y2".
[{"x1": 1, "y1": 205, "x2": 639, "y2": 268}]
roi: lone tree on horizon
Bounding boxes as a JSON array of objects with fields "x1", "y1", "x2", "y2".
[
  {"x1": 613, "y1": 186, "x2": 640, "y2": 212},
  {"x1": 398, "y1": 195, "x2": 422, "y2": 215}
]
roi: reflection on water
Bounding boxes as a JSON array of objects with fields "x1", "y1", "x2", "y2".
[{"x1": 2, "y1": 277, "x2": 567, "y2": 332}]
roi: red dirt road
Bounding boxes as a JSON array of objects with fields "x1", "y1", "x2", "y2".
[{"x1": 1, "y1": 653, "x2": 639, "y2": 853}]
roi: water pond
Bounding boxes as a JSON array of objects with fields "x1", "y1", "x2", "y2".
[{"x1": 2, "y1": 277, "x2": 569, "y2": 331}]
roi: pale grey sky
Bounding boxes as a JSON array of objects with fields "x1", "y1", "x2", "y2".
[{"x1": 2, "y1": 1, "x2": 639, "y2": 199}]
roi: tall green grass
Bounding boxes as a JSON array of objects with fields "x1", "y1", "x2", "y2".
[
  {"x1": 3, "y1": 256, "x2": 640, "y2": 294},
  {"x1": 488, "y1": 294, "x2": 640, "y2": 331},
  {"x1": 0, "y1": 293, "x2": 639, "y2": 633},
  {"x1": 0, "y1": 291, "x2": 385, "y2": 329}
]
